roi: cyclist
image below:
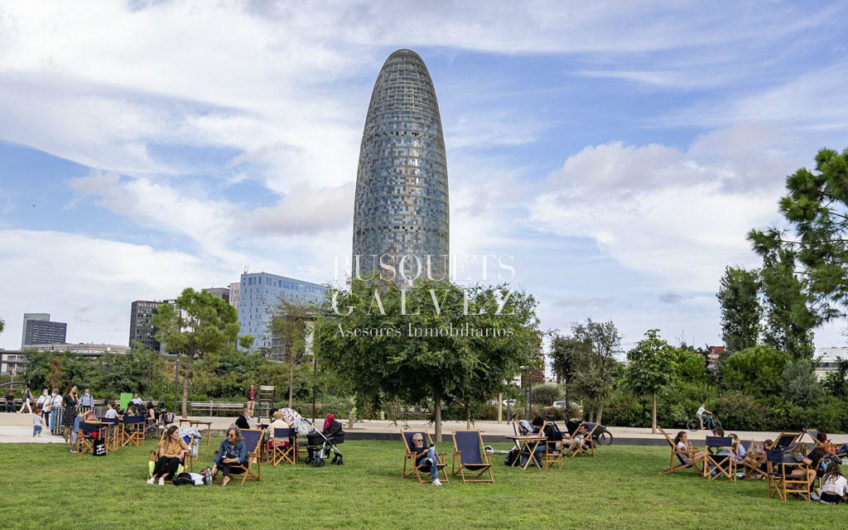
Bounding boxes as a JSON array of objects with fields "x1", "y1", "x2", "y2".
[{"x1": 696, "y1": 402, "x2": 712, "y2": 430}]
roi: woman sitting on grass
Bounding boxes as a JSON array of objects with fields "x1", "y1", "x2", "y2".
[
  {"x1": 211, "y1": 425, "x2": 247, "y2": 486},
  {"x1": 673, "y1": 431, "x2": 705, "y2": 467},
  {"x1": 818, "y1": 462, "x2": 848, "y2": 504},
  {"x1": 148, "y1": 425, "x2": 189, "y2": 485}
]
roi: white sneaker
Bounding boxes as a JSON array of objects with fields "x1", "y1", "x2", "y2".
[
  {"x1": 432, "y1": 478, "x2": 442, "y2": 486},
  {"x1": 158, "y1": 477, "x2": 165, "y2": 486},
  {"x1": 147, "y1": 477, "x2": 155, "y2": 485}
]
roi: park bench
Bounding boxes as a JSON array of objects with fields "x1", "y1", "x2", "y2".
[{"x1": 189, "y1": 401, "x2": 245, "y2": 416}]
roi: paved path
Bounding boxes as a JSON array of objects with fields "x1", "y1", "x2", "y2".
[{"x1": 2, "y1": 412, "x2": 846, "y2": 445}]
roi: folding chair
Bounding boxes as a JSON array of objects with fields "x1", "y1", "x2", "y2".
[
  {"x1": 766, "y1": 448, "x2": 811, "y2": 502},
  {"x1": 75, "y1": 421, "x2": 102, "y2": 454},
  {"x1": 451, "y1": 430, "x2": 494, "y2": 483},
  {"x1": 401, "y1": 430, "x2": 449, "y2": 483},
  {"x1": 739, "y1": 440, "x2": 767, "y2": 480},
  {"x1": 540, "y1": 421, "x2": 565, "y2": 470},
  {"x1": 148, "y1": 435, "x2": 194, "y2": 482},
  {"x1": 703, "y1": 436, "x2": 735, "y2": 481},
  {"x1": 271, "y1": 428, "x2": 297, "y2": 466},
  {"x1": 770, "y1": 432, "x2": 801, "y2": 451},
  {"x1": 121, "y1": 416, "x2": 145, "y2": 447},
  {"x1": 231, "y1": 429, "x2": 264, "y2": 486},
  {"x1": 569, "y1": 422, "x2": 599, "y2": 458},
  {"x1": 657, "y1": 426, "x2": 703, "y2": 475}
]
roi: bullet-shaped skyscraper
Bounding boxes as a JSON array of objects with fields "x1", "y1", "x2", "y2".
[{"x1": 352, "y1": 49, "x2": 449, "y2": 282}]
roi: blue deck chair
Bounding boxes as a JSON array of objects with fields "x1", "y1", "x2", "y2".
[
  {"x1": 231, "y1": 429, "x2": 264, "y2": 486},
  {"x1": 272, "y1": 428, "x2": 297, "y2": 466},
  {"x1": 401, "y1": 430, "x2": 449, "y2": 483},
  {"x1": 569, "y1": 422, "x2": 599, "y2": 458},
  {"x1": 657, "y1": 426, "x2": 702, "y2": 475},
  {"x1": 75, "y1": 421, "x2": 102, "y2": 454},
  {"x1": 99, "y1": 417, "x2": 121, "y2": 452},
  {"x1": 703, "y1": 436, "x2": 735, "y2": 481},
  {"x1": 766, "y1": 448, "x2": 811, "y2": 502},
  {"x1": 121, "y1": 416, "x2": 145, "y2": 447},
  {"x1": 451, "y1": 430, "x2": 494, "y2": 483},
  {"x1": 771, "y1": 432, "x2": 801, "y2": 451}
]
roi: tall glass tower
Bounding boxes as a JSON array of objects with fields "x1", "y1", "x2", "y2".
[{"x1": 352, "y1": 49, "x2": 449, "y2": 282}]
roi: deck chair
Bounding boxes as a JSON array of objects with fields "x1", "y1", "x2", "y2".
[
  {"x1": 770, "y1": 432, "x2": 801, "y2": 451},
  {"x1": 739, "y1": 440, "x2": 767, "y2": 480},
  {"x1": 99, "y1": 417, "x2": 121, "y2": 452},
  {"x1": 121, "y1": 416, "x2": 145, "y2": 447},
  {"x1": 148, "y1": 435, "x2": 194, "y2": 482},
  {"x1": 540, "y1": 422, "x2": 565, "y2": 470},
  {"x1": 568, "y1": 422, "x2": 598, "y2": 458},
  {"x1": 75, "y1": 421, "x2": 102, "y2": 454},
  {"x1": 401, "y1": 430, "x2": 449, "y2": 483},
  {"x1": 451, "y1": 430, "x2": 494, "y2": 483},
  {"x1": 271, "y1": 428, "x2": 297, "y2": 466},
  {"x1": 657, "y1": 426, "x2": 702, "y2": 475},
  {"x1": 703, "y1": 436, "x2": 735, "y2": 481},
  {"x1": 232, "y1": 429, "x2": 264, "y2": 486},
  {"x1": 766, "y1": 448, "x2": 811, "y2": 502}
]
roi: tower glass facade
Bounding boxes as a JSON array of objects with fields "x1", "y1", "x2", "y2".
[{"x1": 352, "y1": 49, "x2": 449, "y2": 282}]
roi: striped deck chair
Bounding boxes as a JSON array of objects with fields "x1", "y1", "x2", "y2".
[
  {"x1": 271, "y1": 428, "x2": 297, "y2": 466},
  {"x1": 451, "y1": 430, "x2": 494, "y2": 483},
  {"x1": 657, "y1": 426, "x2": 702, "y2": 475},
  {"x1": 569, "y1": 422, "x2": 599, "y2": 458},
  {"x1": 75, "y1": 421, "x2": 102, "y2": 454},
  {"x1": 232, "y1": 429, "x2": 264, "y2": 486},
  {"x1": 401, "y1": 430, "x2": 449, "y2": 483},
  {"x1": 703, "y1": 436, "x2": 735, "y2": 481},
  {"x1": 766, "y1": 448, "x2": 811, "y2": 502}
]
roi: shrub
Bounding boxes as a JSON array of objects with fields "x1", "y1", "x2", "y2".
[
  {"x1": 721, "y1": 345, "x2": 788, "y2": 398},
  {"x1": 530, "y1": 384, "x2": 563, "y2": 406},
  {"x1": 709, "y1": 392, "x2": 771, "y2": 431}
]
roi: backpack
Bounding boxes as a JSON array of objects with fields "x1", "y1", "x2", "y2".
[
  {"x1": 504, "y1": 447, "x2": 519, "y2": 466},
  {"x1": 93, "y1": 437, "x2": 107, "y2": 457},
  {"x1": 172, "y1": 473, "x2": 194, "y2": 486}
]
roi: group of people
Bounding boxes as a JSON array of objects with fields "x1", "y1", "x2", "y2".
[{"x1": 673, "y1": 427, "x2": 848, "y2": 504}]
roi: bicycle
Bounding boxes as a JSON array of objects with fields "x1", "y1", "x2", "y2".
[{"x1": 687, "y1": 412, "x2": 721, "y2": 432}]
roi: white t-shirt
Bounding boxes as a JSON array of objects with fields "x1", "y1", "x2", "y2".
[
  {"x1": 696, "y1": 406, "x2": 706, "y2": 416},
  {"x1": 33, "y1": 413, "x2": 43, "y2": 426},
  {"x1": 822, "y1": 475, "x2": 848, "y2": 496},
  {"x1": 52, "y1": 395, "x2": 63, "y2": 407},
  {"x1": 37, "y1": 394, "x2": 48, "y2": 406},
  {"x1": 105, "y1": 409, "x2": 118, "y2": 419}
]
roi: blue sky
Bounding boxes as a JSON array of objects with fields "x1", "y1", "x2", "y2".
[{"x1": 1, "y1": 1, "x2": 848, "y2": 353}]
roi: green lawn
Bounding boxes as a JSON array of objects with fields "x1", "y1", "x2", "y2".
[{"x1": 0, "y1": 438, "x2": 843, "y2": 529}]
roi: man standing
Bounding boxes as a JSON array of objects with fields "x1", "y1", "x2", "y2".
[
  {"x1": 79, "y1": 388, "x2": 94, "y2": 412},
  {"x1": 246, "y1": 384, "x2": 256, "y2": 417},
  {"x1": 42, "y1": 389, "x2": 53, "y2": 427}
]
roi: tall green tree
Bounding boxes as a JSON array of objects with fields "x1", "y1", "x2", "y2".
[
  {"x1": 556, "y1": 319, "x2": 621, "y2": 424},
  {"x1": 721, "y1": 345, "x2": 789, "y2": 398},
  {"x1": 268, "y1": 301, "x2": 315, "y2": 408},
  {"x1": 549, "y1": 333, "x2": 579, "y2": 412},
  {"x1": 781, "y1": 358, "x2": 820, "y2": 406},
  {"x1": 624, "y1": 329, "x2": 676, "y2": 434},
  {"x1": 749, "y1": 147, "x2": 848, "y2": 356},
  {"x1": 716, "y1": 266, "x2": 761, "y2": 352},
  {"x1": 153, "y1": 288, "x2": 242, "y2": 417},
  {"x1": 823, "y1": 358, "x2": 848, "y2": 398},
  {"x1": 316, "y1": 279, "x2": 539, "y2": 441},
  {"x1": 0, "y1": 317, "x2": 5, "y2": 336}
]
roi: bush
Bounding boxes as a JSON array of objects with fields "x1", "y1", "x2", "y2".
[
  {"x1": 709, "y1": 392, "x2": 771, "y2": 431},
  {"x1": 530, "y1": 384, "x2": 563, "y2": 406}
]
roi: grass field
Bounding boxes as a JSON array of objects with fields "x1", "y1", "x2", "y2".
[{"x1": 0, "y1": 437, "x2": 844, "y2": 529}]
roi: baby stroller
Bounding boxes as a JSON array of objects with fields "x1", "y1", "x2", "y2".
[{"x1": 303, "y1": 413, "x2": 344, "y2": 467}]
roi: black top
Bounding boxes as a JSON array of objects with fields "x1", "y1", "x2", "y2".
[
  {"x1": 235, "y1": 415, "x2": 251, "y2": 430},
  {"x1": 5, "y1": 392, "x2": 14, "y2": 402}
]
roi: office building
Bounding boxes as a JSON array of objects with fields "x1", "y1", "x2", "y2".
[
  {"x1": 228, "y1": 281, "x2": 240, "y2": 309},
  {"x1": 203, "y1": 287, "x2": 230, "y2": 304},
  {"x1": 21, "y1": 313, "x2": 49, "y2": 347},
  {"x1": 22, "y1": 315, "x2": 67, "y2": 347},
  {"x1": 129, "y1": 300, "x2": 165, "y2": 352},
  {"x1": 352, "y1": 49, "x2": 450, "y2": 282}
]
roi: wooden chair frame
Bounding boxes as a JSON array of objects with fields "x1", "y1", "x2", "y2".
[
  {"x1": 703, "y1": 436, "x2": 735, "y2": 481},
  {"x1": 121, "y1": 417, "x2": 145, "y2": 447},
  {"x1": 233, "y1": 429, "x2": 264, "y2": 486},
  {"x1": 739, "y1": 440, "x2": 768, "y2": 480},
  {"x1": 538, "y1": 421, "x2": 564, "y2": 470},
  {"x1": 75, "y1": 421, "x2": 102, "y2": 454},
  {"x1": 657, "y1": 426, "x2": 703, "y2": 475},
  {"x1": 271, "y1": 428, "x2": 298, "y2": 467},
  {"x1": 568, "y1": 421, "x2": 599, "y2": 458},
  {"x1": 451, "y1": 430, "x2": 494, "y2": 483},
  {"x1": 401, "y1": 430, "x2": 449, "y2": 483},
  {"x1": 770, "y1": 432, "x2": 801, "y2": 451},
  {"x1": 766, "y1": 449, "x2": 811, "y2": 502},
  {"x1": 99, "y1": 418, "x2": 121, "y2": 453}
]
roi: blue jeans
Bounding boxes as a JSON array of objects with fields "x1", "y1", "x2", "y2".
[
  {"x1": 419, "y1": 447, "x2": 439, "y2": 481},
  {"x1": 33, "y1": 425, "x2": 42, "y2": 436}
]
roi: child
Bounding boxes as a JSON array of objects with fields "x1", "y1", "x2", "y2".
[
  {"x1": 32, "y1": 408, "x2": 45, "y2": 437},
  {"x1": 818, "y1": 462, "x2": 848, "y2": 504}
]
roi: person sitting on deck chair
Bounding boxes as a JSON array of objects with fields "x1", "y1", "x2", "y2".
[
  {"x1": 782, "y1": 445, "x2": 817, "y2": 495},
  {"x1": 519, "y1": 417, "x2": 559, "y2": 467},
  {"x1": 148, "y1": 425, "x2": 189, "y2": 485},
  {"x1": 235, "y1": 408, "x2": 252, "y2": 430},
  {"x1": 674, "y1": 431, "x2": 706, "y2": 467},
  {"x1": 409, "y1": 432, "x2": 442, "y2": 486},
  {"x1": 561, "y1": 422, "x2": 592, "y2": 456},
  {"x1": 212, "y1": 425, "x2": 248, "y2": 486}
]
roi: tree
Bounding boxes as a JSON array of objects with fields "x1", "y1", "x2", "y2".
[
  {"x1": 624, "y1": 329, "x2": 676, "y2": 434},
  {"x1": 716, "y1": 266, "x2": 761, "y2": 352},
  {"x1": 781, "y1": 358, "x2": 820, "y2": 406},
  {"x1": 555, "y1": 320, "x2": 621, "y2": 424},
  {"x1": 749, "y1": 147, "x2": 848, "y2": 355},
  {"x1": 721, "y1": 345, "x2": 789, "y2": 398},
  {"x1": 549, "y1": 333, "x2": 579, "y2": 414},
  {"x1": 153, "y1": 288, "x2": 242, "y2": 417},
  {"x1": 0, "y1": 317, "x2": 4, "y2": 336},
  {"x1": 823, "y1": 358, "x2": 848, "y2": 398},
  {"x1": 268, "y1": 301, "x2": 315, "y2": 408},
  {"x1": 316, "y1": 279, "x2": 539, "y2": 441}
]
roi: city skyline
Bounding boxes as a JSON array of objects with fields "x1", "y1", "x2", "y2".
[{"x1": 2, "y1": 2, "x2": 848, "y2": 352}]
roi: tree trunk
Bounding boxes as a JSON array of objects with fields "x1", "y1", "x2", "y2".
[
  {"x1": 596, "y1": 403, "x2": 604, "y2": 425},
  {"x1": 497, "y1": 392, "x2": 503, "y2": 423},
  {"x1": 181, "y1": 354, "x2": 192, "y2": 418},
  {"x1": 651, "y1": 392, "x2": 657, "y2": 434},
  {"x1": 288, "y1": 359, "x2": 294, "y2": 408},
  {"x1": 347, "y1": 394, "x2": 356, "y2": 429},
  {"x1": 434, "y1": 386, "x2": 442, "y2": 442}
]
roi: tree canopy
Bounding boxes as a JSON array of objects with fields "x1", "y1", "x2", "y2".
[
  {"x1": 624, "y1": 329, "x2": 676, "y2": 433},
  {"x1": 716, "y1": 266, "x2": 761, "y2": 353}
]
